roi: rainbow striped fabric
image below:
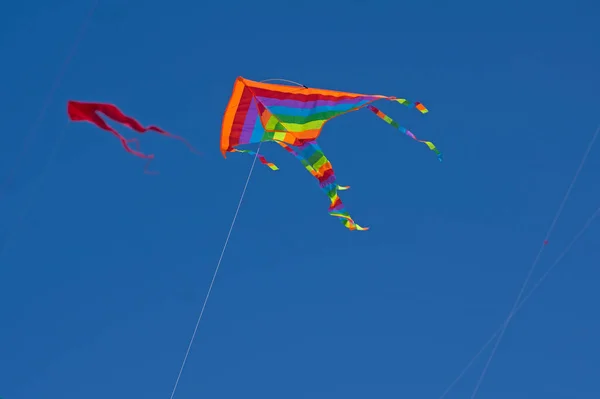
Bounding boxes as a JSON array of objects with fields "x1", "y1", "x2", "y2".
[{"x1": 220, "y1": 77, "x2": 441, "y2": 230}]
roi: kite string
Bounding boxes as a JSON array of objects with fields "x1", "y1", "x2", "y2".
[
  {"x1": 168, "y1": 144, "x2": 262, "y2": 399},
  {"x1": 168, "y1": 78, "x2": 307, "y2": 399},
  {"x1": 467, "y1": 123, "x2": 600, "y2": 399},
  {"x1": 515, "y1": 207, "x2": 600, "y2": 311},
  {"x1": 438, "y1": 203, "x2": 600, "y2": 399}
]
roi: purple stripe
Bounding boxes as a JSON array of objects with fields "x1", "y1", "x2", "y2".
[
  {"x1": 319, "y1": 175, "x2": 336, "y2": 188},
  {"x1": 330, "y1": 202, "x2": 345, "y2": 212},
  {"x1": 256, "y1": 95, "x2": 380, "y2": 109}
]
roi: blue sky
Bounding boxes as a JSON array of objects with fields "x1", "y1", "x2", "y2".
[{"x1": 1, "y1": 0, "x2": 599, "y2": 398}]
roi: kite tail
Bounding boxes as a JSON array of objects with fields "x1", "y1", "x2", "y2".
[
  {"x1": 88, "y1": 102, "x2": 201, "y2": 155},
  {"x1": 329, "y1": 199, "x2": 369, "y2": 231},
  {"x1": 67, "y1": 100, "x2": 200, "y2": 161},
  {"x1": 67, "y1": 101, "x2": 155, "y2": 159},
  {"x1": 278, "y1": 140, "x2": 368, "y2": 231},
  {"x1": 277, "y1": 141, "x2": 351, "y2": 192},
  {"x1": 368, "y1": 104, "x2": 442, "y2": 161},
  {"x1": 139, "y1": 125, "x2": 202, "y2": 156},
  {"x1": 125, "y1": 137, "x2": 158, "y2": 174},
  {"x1": 390, "y1": 98, "x2": 429, "y2": 114},
  {"x1": 232, "y1": 148, "x2": 279, "y2": 170}
]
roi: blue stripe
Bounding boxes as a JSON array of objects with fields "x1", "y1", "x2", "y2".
[{"x1": 249, "y1": 116, "x2": 265, "y2": 143}]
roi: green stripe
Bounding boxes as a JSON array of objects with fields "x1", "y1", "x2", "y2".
[{"x1": 273, "y1": 109, "x2": 348, "y2": 125}]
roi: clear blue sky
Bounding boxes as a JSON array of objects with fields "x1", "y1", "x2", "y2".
[{"x1": 1, "y1": 0, "x2": 599, "y2": 398}]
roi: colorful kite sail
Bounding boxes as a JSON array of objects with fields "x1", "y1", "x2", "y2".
[
  {"x1": 67, "y1": 100, "x2": 198, "y2": 164},
  {"x1": 220, "y1": 77, "x2": 441, "y2": 230}
]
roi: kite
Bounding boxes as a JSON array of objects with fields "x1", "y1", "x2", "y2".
[
  {"x1": 220, "y1": 77, "x2": 441, "y2": 230},
  {"x1": 67, "y1": 100, "x2": 198, "y2": 168}
]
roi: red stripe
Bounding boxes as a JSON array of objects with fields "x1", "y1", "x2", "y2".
[
  {"x1": 329, "y1": 197, "x2": 342, "y2": 210},
  {"x1": 317, "y1": 168, "x2": 335, "y2": 184},
  {"x1": 229, "y1": 86, "x2": 253, "y2": 149},
  {"x1": 256, "y1": 101, "x2": 267, "y2": 117}
]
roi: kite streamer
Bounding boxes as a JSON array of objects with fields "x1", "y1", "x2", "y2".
[
  {"x1": 232, "y1": 148, "x2": 278, "y2": 170},
  {"x1": 367, "y1": 105, "x2": 442, "y2": 161},
  {"x1": 276, "y1": 140, "x2": 365, "y2": 230}
]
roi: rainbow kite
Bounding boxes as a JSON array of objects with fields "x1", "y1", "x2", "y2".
[{"x1": 220, "y1": 77, "x2": 441, "y2": 231}]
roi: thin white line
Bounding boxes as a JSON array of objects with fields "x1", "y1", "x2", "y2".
[
  {"x1": 438, "y1": 205, "x2": 600, "y2": 399},
  {"x1": 167, "y1": 77, "x2": 305, "y2": 399},
  {"x1": 469, "y1": 124, "x2": 600, "y2": 399},
  {"x1": 168, "y1": 145, "x2": 262, "y2": 399}
]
